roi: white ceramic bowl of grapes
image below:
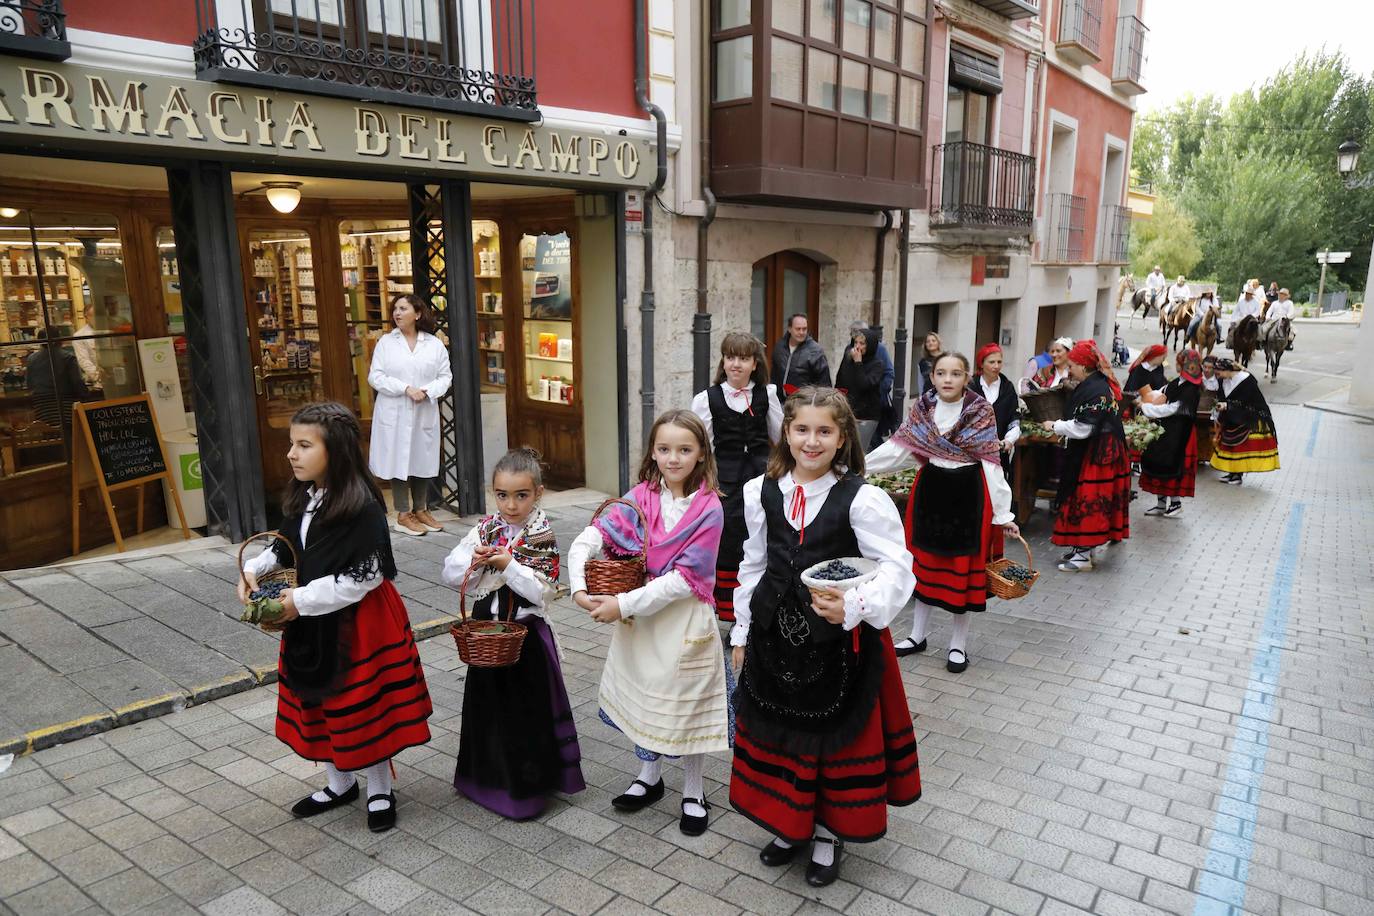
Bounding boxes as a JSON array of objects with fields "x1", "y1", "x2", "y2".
[{"x1": 800, "y1": 558, "x2": 880, "y2": 592}]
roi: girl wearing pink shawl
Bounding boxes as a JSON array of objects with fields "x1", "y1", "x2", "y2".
[{"x1": 568, "y1": 410, "x2": 731, "y2": 838}]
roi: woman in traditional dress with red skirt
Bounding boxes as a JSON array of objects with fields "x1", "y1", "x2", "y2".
[
  {"x1": 1123, "y1": 343, "x2": 1168, "y2": 473},
  {"x1": 731, "y1": 388, "x2": 920, "y2": 888},
  {"x1": 1207, "y1": 357, "x2": 1280, "y2": 484},
  {"x1": 867, "y1": 352, "x2": 1018, "y2": 673},
  {"x1": 1138, "y1": 348, "x2": 1204, "y2": 518},
  {"x1": 239, "y1": 402, "x2": 432, "y2": 833},
  {"x1": 1051, "y1": 341, "x2": 1132, "y2": 572}
]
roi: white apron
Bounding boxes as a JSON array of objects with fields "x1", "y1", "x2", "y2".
[
  {"x1": 367, "y1": 330, "x2": 452, "y2": 480},
  {"x1": 598, "y1": 595, "x2": 730, "y2": 757}
]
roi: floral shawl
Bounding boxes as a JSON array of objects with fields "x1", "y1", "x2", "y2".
[
  {"x1": 477, "y1": 507, "x2": 560, "y2": 583},
  {"x1": 594, "y1": 481, "x2": 723, "y2": 608},
  {"x1": 889, "y1": 389, "x2": 1001, "y2": 465}
]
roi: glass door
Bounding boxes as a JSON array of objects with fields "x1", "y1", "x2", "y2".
[
  {"x1": 519, "y1": 230, "x2": 576, "y2": 406},
  {"x1": 338, "y1": 220, "x2": 410, "y2": 426},
  {"x1": 473, "y1": 220, "x2": 506, "y2": 392}
]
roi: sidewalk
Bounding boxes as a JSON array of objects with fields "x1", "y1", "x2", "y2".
[{"x1": 0, "y1": 490, "x2": 609, "y2": 758}]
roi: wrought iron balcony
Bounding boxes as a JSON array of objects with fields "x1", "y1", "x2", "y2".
[
  {"x1": 193, "y1": 0, "x2": 537, "y2": 120},
  {"x1": 0, "y1": 0, "x2": 70, "y2": 60},
  {"x1": 1056, "y1": 0, "x2": 1101, "y2": 65},
  {"x1": 966, "y1": 0, "x2": 1039, "y2": 19},
  {"x1": 1042, "y1": 192, "x2": 1086, "y2": 263},
  {"x1": 1098, "y1": 203, "x2": 1130, "y2": 264},
  {"x1": 1112, "y1": 15, "x2": 1147, "y2": 95},
  {"x1": 930, "y1": 141, "x2": 1036, "y2": 233}
]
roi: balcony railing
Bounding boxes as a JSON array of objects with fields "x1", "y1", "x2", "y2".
[
  {"x1": 1098, "y1": 203, "x2": 1130, "y2": 264},
  {"x1": 193, "y1": 0, "x2": 537, "y2": 120},
  {"x1": 1112, "y1": 15, "x2": 1147, "y2": 95},
  {"x1": 1056, "y1": 0, "x2": 1101, "y2": 64},
  {"x1": 0, "y1": 0, "x2": 70, "y2": 60},
  {"x1": 967, "y1": 0, "x2": 1039, "y2": 20},
  {"x1": 1042, "y1": 192, "x2": 1086, "y2": 263},
  {"x1": 930, "y1": 141, "x2": 1036, "y2": 232}
]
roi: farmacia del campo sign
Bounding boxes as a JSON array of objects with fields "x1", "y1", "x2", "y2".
[{"x1": 0, "y1": 62, "x2": 647, "y2": 188}]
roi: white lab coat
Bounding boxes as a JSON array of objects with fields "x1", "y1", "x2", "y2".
[{"x1": 367, "y1": 329, "x2": 452, "y2": 479}]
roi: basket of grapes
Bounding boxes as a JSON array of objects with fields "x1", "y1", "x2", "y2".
[
  {"x1": 800, "y1": 558, "x2": 880, "y2": 593},
  {"x1": 237, "y1": 532, "x2": 298, "y2": 632},
  {"x1": 985, "y1": 534, "x2": 1038, "y2": 600}
]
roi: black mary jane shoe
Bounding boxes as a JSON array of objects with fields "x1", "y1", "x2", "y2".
[
  {"x1": 367, "y1": 792, "x2": 397, "y2": 833},
  {"x1": 946, "y1": 649, "x2": 969, "y2": 674},
  {"x1": 611, "y1": 778, "x2": 665, "y2": 812},
  {"x1": 759, "y1": 839, "x2": 801, "y2": 867},
  {"x1": 290, "y1": 781, "x2": 359, "y2": 818},
  {"x1": 893, "y1": 637, "x2": 927, "y2": 658},
  {"x1": 805, "y1": 837, "x2": 844, "y2": 887},
  {"x1": 679, "y1": 797, "x2": 710, "y2": 837}
]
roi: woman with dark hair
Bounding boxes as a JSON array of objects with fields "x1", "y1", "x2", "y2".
[
  {"x1": 1207, "y1": 357, "x2": 1280, "y2": 484},
  {"x1": 834, "y1": 326, "x2": 885, "y2": 447},
  {"x1": 916, "y1": 332, "x2": 942, "y2": 396},
  {"x1": 367, "y1": 294, "x2": 452, "y2": 537},
  {"x1": 239, "y1": 402, "x2": 432, "y2": 833}
]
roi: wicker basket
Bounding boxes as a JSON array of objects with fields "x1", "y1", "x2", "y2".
[
  {"x1": 450, "y1": 563, "x2": 527, "y2": 668},
  {"x1": 237, "y1": 532, "x2": 299, "y2": 633},
  {"x1": 584, "y1": 498, "x2": 650, "y2": 595},
  {"x1": 986, "y1": 534, "x2": 1038, "y2": 600},
  {"x1": 1022, "y1": 385, "x2": 1070, "y2": 422}
]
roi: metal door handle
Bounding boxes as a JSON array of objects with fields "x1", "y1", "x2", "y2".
[{"x1": 253, "y1": 364, "x2": 265, "y2": 395}]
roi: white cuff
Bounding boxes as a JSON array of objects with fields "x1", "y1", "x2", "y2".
[
  {"x1": 729, "y1": 622, "x2": 749, "y2": 647},
  {"x1": 841, "y1": 589, "x2": 865, "y2": 631}
]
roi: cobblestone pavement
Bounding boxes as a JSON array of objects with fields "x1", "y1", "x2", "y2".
[{"x1": 1, "y1": 405, "x2": 1371, "y2": 915}]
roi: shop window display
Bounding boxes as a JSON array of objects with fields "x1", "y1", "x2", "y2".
[
  {"x1": 246, "y1": 229, "x2": 324, "y2": 431},
  {"x1": 339, "y1": 220, "x2": 413, "y2": 422},
  {"x1": 0, "y1": 210, "x2": 138, "y2": 478},
  {"x1": 520, "y1": 231, "x2": 575, "y2": 407}
]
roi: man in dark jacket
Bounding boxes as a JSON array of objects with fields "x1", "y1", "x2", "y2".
[
  {"x1": 770, "y1": 313, "x2": 831, "y2": 403},
  {"x1": 26, "y1": 329, "x2": 89, "y2": 449}
]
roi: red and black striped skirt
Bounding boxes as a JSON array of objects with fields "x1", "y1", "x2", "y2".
[
  {"x1": 729, "y1": 631, "x2": 921, "y2": 844},
  {"x1": 1052, "y1": 450, "x2": 1132, "y2": 548},
  {"x1": 904, "y1": 468, "x2": 1004, "y2": 614},
  {"x1": 1139, "y1": 427, "x2": 1198, "y2": 498},
  {"x1": 276, "y1": 581, "x2": 433, "y2": 771}
]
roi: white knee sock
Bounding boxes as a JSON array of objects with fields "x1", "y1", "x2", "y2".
[
  {"x1": 812, "y1": 824, "x2": 838, "y2": 866},
  {"x1": 311, "y1": 762, "x2": 357, "y2": 803},
  {"x1": 360, "y1": 760, "x2": 393, "y2": 812},
  {"x1": 624, "y1": 757, "x2": 662, "y2": 796},
  {"x1": 909, "y1": 600, "x2": 934, "y2": 643},
  {"x1": 682, "y1": 754, "x2": 706, "y2": 818},
  {"x1": 949, "y1": 614, "x2": 971, "y2": 660}
]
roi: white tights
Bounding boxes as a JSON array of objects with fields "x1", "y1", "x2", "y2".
[
  {"x1": 910, "y1": 600, "x2": 972, "y2": 655},
  {"x1": 314, "y1": 760, "x2": 393, "y2": 812}
]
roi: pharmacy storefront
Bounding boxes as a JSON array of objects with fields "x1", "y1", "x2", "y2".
[{"x1": 0, "y1": 60, "x2": 648, "y2": 566}]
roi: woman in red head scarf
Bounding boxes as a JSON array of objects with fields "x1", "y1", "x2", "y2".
[
  {"x1": 1049, "y1": 341, "x2": 1131, "y2": 572},
  {"x1": 970, "y1": 343, "x2": 1021, "y2": 480},
  {"x1": 1122, "y1": 343, "x2": 1169, "y2": 467},
  {"x1": 1138, "y1": 348, "x2": 1204, "y2": 516}
]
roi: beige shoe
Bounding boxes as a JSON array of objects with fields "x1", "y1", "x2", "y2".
[
  {"x1": 393, "y1": 512, "x2": 427, "y2": 537},
  {"x1": 412, "y1": 509, "x2": 444, "y2": 532}
]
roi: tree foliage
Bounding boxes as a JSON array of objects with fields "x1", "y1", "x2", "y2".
[
  {"x1": 1132, "y1": 50, "x2": 1374, "y2": 297},
  {"x1": 1129, "y1": 196, "x2": 1202, "y2": 279}
]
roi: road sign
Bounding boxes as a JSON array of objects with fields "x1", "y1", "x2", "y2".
[{"x1": 1316, "y1": 251, "x2": 1351, "y2": 264}]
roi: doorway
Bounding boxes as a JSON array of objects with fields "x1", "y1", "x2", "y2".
[
  {"x1": 1034, "y1": 305, "x2": 1058, "y2": 356},
  {"x1": 752, "y1": 251, "x2": 820, "y2": 363},
  {"x1": 976, "y1": 300, "x2": 1003, "y2": 351}
]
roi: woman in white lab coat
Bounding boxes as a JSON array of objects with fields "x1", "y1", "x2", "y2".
[{"x1": 367, "y1": 295, "x2": 453, "y2": 536}]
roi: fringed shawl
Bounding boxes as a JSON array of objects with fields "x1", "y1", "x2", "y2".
[
  {"x1": 889, "y1": 389, "x2": 1001, "y2": 465},
  {"x1": 594, "y1": 481, "x2": 723, "y2": 608}
]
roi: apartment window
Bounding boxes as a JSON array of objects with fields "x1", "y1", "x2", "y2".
[
  {"x1": 715, "y1": 35, "x2": 753, "y2": 101},
  {"x1": 808, "y1": 48, "x2": 839, "y2": 109},
  {"x1": 719, "y1": 0, "x2": 750, "y2": 29},
  {"x1": 775, "y1": 0, "x2": 804, "y2": 34},
  {"x1": 773, "y1": 38, "x2": 805, "y2": 102}
]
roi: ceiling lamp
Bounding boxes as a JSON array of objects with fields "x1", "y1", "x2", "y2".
[
  {"x1": 0, "y1": 207, "x2": 18, "y2": 218},
  {"x1": 240, "y1": 181, "x2": 303, "y2": 214}
]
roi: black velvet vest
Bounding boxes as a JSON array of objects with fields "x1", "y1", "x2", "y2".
[{"x1": 708, "y1": 384, "x2": 771, "y2": 486}]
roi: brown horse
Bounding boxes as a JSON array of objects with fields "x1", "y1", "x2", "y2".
[
  {"x1": 1229, "y1": 315, "x2": 1261, "y2": 369},
  {"x1": 1190, "y1": 305, "x2": 1219, "y2": 357},
  {"x1": 1160, "y1": 298, "x2": 1194, "y2": 350}
]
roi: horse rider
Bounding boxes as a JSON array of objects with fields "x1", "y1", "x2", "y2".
[
  {"x1": 1165, "y1": 276, "x2": 1191, "y2": 321},
  {"x1": 1227, "y1": 286, "x2": 1264, "y2": 344},
  {"x1": 1187, "y1": 290, "x2": 1219, "y2": 344},
  {"x1": 1262, "y1": 288, "x2": 1296, "y2": 351},
  {"x1": 1145, "y1": 265, "x2": 1167, "y2": 312}
]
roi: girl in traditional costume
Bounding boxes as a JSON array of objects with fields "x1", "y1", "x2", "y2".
[
  {"x1": 1021, "y1": 336, "x2": 1074, "y2": 393},
  {"x1": 1208, "y1": 357, "x2": 1280, "y2": 483},
  {"x1": 1124, "y1": 344, "x2": 1168, "y2": 405},
  {"x1": 1139, "y1": 349, "x2": 1204, "y2": 517},
  {"x1": 969, "y1": 342, "x2": 1021, "y2": 480},
  {"x1": 1051, "y1": 341, "x2": 1132, "y2": 572},
  {"x1": 868, "y1": 353, "x2": 1018, "y2": 672},
  {"x1": 441, "y1": 448, "x2": 586, "y2": 819},
  {"x1": 690, "y1": 332, "x2": 783, "y2": 622},
  {"x1": 731, "y1": 388, "x2": 920, "y2": 888},
  {"x1": 238, "y1": 402, "x2": 432, "y2": 834},
  {"x1": 570, "y1": 410, "x2": 730, "y2": 836}
]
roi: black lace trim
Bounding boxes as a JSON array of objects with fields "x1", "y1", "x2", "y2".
[{"x1": 339, "y1": 546, "x2": 398, "y2": 583}]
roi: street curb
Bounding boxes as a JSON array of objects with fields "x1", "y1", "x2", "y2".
[
  {"x1": 1303, "y1": 400, "x2": 1374, "y2": 422},
  {"x1": 0, "y1": 616, "x2": 480, "y2": 759}
]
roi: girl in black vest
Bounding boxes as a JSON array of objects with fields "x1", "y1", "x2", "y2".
[
  {"x1": 441, "y1": 448, "x2": 586, "y2": 819},
  {"x1": 1139, "y1": 349, "x2": 1204, "y2": 516},
  {"x1": 238, "y1": 402, "x2": 432, "y2": 834},
  {"x1": 690, "y1": 332, "x2": 782, "y2": 622},
  {"x1": 969, "y1": 342, "x2": 1021, "y2": 479},
  {"x1": 730, "y1": 387, "x2": 920, "y2": 888}
]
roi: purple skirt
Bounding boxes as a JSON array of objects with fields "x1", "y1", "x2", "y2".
[{"x1": 454, "y1": 615, "x2": 585, "y2": 819}]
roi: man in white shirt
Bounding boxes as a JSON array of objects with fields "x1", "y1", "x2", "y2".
[
  {"x1": 1262, "y1": 288, "x2": 1296, "y2": 351},
  {"x1": 1145, "y1": 266, "x2": 1167, "y2": 313},
  {"x1": 1226, "y1": 288, "x2": 1263, "y2": 343},
  {"x1": 1165, "y1": 276, "x2": 1191, "y2": 320}
]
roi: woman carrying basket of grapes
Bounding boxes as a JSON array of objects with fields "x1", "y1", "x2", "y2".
[{"x1": 866, "y1": 351, "x2": 1019, "y2": 674}]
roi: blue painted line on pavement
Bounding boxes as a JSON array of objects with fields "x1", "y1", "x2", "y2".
[
  {"x1": 1192, "y1": 503, "x2": 1304, "y2": 916},
  {"x1": 1304, "y1": 412, "x2": 1321, "y2": 457}
]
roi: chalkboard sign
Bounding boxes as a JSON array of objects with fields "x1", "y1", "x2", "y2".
[
  {"x1": 83, "y1": 399, "x2": 167, "y2": 487},
  {"x1": 71, "y1": 394, "x2": 189, "y2": 554}
]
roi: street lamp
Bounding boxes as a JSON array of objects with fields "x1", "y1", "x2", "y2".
[{"x1": 1337, "y1": 139, "x2": 1361, "y2": 177}]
